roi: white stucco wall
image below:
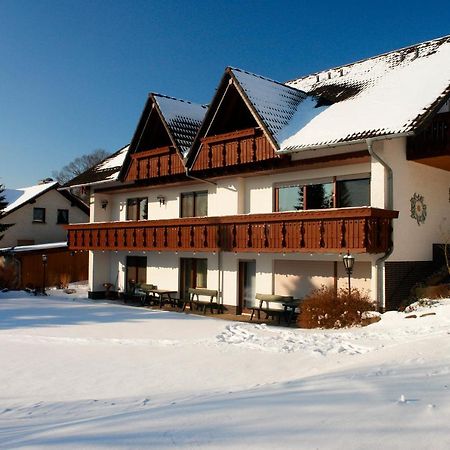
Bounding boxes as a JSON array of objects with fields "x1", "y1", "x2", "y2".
[
  {"x1": 86, "y1": 138, "x2": 450, "y2": 308},
  {"x1": 91, "y1": 161, "x2": 372, "y2": 223},
  {"x1": 1, "y1": 189, "x2": 88, "y2": 247},
  {"x1": 372, "y1": 138, "x2": 450, "y2": 261}
]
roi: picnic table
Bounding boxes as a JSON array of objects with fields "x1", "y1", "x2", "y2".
[
  {"x1": 180, "y1": 288, "x2": 222, "y2": 314},
  {"x1": 250, "y1": 293, "x2": 302, "y2": 325},
  {"x1": 140, "y1": 285, "x2": 178, "y2": 308}
]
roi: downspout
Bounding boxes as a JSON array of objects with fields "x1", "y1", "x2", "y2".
[
  {"x1": 184, "y1": 167, "x2": 217, "y2": 186},
  {"x1": 367, "y1": 138, "x2": 394, "y2": 311},
  {"x1": 217, "y1": 250, "x2": 223, "y2": 308}
]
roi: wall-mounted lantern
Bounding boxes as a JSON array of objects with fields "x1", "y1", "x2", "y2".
[
  {"x1": 157, "y1": 195, "x2": 166, "y2": 206},
  {"x1": 101, "y1": 199, "x2": 109, "y2": 209}
]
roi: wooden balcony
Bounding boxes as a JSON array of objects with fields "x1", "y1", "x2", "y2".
[
  {"x1": 125, "y1": 146, "x2": 186, "y2": 182},
  {"x1": 192, "y1": 127, "x2": 286, "y2": 172},
  {"x1": 407, "y1": 112, "x2": 450, "y2": 171},
  {"x1": 66, "y1": 207, "x2": 398, "y2": 255}
]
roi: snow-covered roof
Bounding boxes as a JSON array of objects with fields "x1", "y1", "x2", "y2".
[
  {"x1": 0, "y1": 241, "x2": 67, "y2": 254},
  {"x1": 2, "y1": 181, "x2": 58, "y2": 214},
  {"x1": 154, "y1": 94, "x2": 207, "y2": 155},
  {"x1": 63, "y1": 145, "x2": 129, "y2": 188},
  {"x1": 229, "y1": 68, "x2": 309, "y2": 144},
  {"x1": 281, "y1": 34, "x2": 450, "y2": 151}
]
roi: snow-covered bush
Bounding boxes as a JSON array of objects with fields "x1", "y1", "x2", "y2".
[{"x1": 298, "y1": 286, "x2": 375, "y2": 329}]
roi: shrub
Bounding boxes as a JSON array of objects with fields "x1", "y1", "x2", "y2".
[
  {"x1": 0, "y1": 263, "x2": 17, "y2": 289},
  {"x1": 298, "y1": 286, "x2": 375, "y2": 329}
]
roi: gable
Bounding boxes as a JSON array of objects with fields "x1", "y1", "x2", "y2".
[
  {"x1": 206, "y1": 83, "x2": 258, "y2": 136},
  {"x1": 187, "y1": 67, "x2": 312, "y2": 172},
  {"x1": 135, "y1": 106, "x2": 173, "y2": 153},
  {"x1": 121, "y1": 94, "x2": 205, "y2": 184}
]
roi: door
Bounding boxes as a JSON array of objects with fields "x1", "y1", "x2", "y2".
[
  {"x1": 238, "y1": 260, "x2": 256, "y2": 314},
  {"x1": 125, "y1": 256, "x2": 147, "y2": 292},
  {"x1": 179, "y1": 258, "x2": 207, "y2": 300}
]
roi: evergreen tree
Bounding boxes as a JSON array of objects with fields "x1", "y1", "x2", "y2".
[{"x1": 0, "y1": 184, "x2": 13, "y2": 242}]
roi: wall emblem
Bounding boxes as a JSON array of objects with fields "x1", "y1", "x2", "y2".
[{"x1": 410, "y1": 193, "x2": 427, "y2": 226}]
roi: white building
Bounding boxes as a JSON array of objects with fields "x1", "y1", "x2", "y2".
[
  {"x1": 65, "y1": 36, "x2": 450, "y2": 311},
  {"x1": 1, "y1": 180, "x2": 88, "y2": 248}
]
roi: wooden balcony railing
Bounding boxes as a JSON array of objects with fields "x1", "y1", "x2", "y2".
[
  {"x1": 407, "y1": 112, "x2": 450, "y2": 170},
  {"x1": 66, "y1": 207, "x2": 398, "y2": 254},
  {"x1": 125, "y1": 146, "x2": 186, "y2": 182},
  {"x1": 192, "y1": 127, "x2": 283, "y2": 171}
]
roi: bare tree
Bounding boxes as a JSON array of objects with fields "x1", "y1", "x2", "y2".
[{"x1": 52, "y1": 149, "x2": 110, "y2": 185}]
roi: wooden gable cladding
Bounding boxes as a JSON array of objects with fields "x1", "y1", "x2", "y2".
[
  {"x1": 66, "y1": 207, "x2": 398, "y2": 255},
  {"x1": 125, "y1": 146, "x2": 186, "y2": 182},
  {"x1": 407, "y1": 111, "x2": 450, "y2": 171},
  {"x1": 191, "y1": 127, "x2": 284, "y2": 172}
]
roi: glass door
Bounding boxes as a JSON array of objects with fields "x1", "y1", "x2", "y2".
[
  {"x1": 179, "y1": 258, "x2": 207, "y2": 300},
  {"x1": 125, "y1": 256, "x2": 147, "y2": 292},
  {"x1": 238, "y1": 260, "x2": 256, "y2": 314}
]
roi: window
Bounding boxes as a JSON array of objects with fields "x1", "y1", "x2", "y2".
[
  {"x1": 275, "y1": 182, "x2": 333, "y2": 211},
  {"x1": 336, "y1": 178, "x2": 370, "y2": 207},
  {"x1": 276, "y1": 185, "x2": 304, "y2": 212},
  {"x1": 305, "y1": 182, "x2": 333, "y2": 209},
  {"x1": 180, "y1": 191, "x2": 208, "y2": 217},
  {"x1": 57, "y1": 209, "x2": 69, "y2": 224},
  {"x1": 33, "y1": 207, "x2": 46, "y2": 223},
  {"x1": 126, "y1": 197, "x2": 148, "y2": 220},
  {"x1": 275, "y1": 177, "x2": 370, "y2": 212}
]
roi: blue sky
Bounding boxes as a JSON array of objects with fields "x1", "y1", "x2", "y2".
[{"x1": 1, "y1": 0, "x2": 449, "y2": 188}]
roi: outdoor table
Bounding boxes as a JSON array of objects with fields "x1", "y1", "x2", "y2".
[
  {"x1": 250, "y1": 294, "x2": 301, "y2": 325},
  {"x1": 143, "y1": 288, "x2": 178, "y2": 308}
]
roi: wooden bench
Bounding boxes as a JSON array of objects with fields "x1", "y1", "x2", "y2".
[
  {"x1": 250, "y1": 293, "x2": 294, "y2": 324},
  {"x1": 181, "y1": 288, "x2": 222, "y2": 314}
]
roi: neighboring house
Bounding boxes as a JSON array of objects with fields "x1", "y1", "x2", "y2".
[
  {"x1": 65, "y1": 35, "x2": 450, "y2": 311},
  {"x1": 0, "y1": 179, "x2": 89, "y2": 247},
  {"x1": 0, "y1": 180, "x2": 89, "y2": 289}
]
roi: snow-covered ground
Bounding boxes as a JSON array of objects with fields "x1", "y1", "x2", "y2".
[{"x1": 1, "y1": 287, "x2": 450, "y2": 449}]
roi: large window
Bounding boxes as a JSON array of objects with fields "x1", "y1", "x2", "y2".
[
  {"x1": 126, "y1": 197, "x2": 148, "y2": 220},
  {"x1": 33, "y1": 207, "x2": 46, "y2": 223},
  {"x1": 180, "y1": 191, "x2": 208, "y2": 217},
  {"x1": 336, "y1": 178, "x2": 370, "y2": 207},
  {"x1": 275, "y1": 177, "x2": 369, "y2": 212},
  {"x1": 275, "y1": 182, "x2": 333, "y2": 211}
]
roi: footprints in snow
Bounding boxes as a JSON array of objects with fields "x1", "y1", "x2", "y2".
[{"x1": 216, "y1": 323, "x2": 370, "y2": 355}]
